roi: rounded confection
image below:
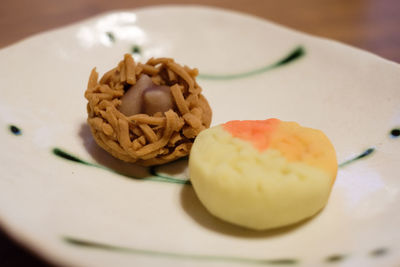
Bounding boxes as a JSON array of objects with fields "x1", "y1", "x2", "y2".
[
  {"x1": 85, "y1": 54, "x2": 212, "y2": 166},
  {"x1": 189, "y1": 119, "x2": 337, "y2": 230}
]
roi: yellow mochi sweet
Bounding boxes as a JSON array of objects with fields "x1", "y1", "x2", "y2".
[{"x1": 189, "y1": 119, "x2": 337, "y2": 230}]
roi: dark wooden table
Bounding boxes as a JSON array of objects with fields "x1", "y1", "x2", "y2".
[{"x1": 0, "y1": 0, "x2": 399, "y2": 266}]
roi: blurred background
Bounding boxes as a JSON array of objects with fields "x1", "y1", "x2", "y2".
[
  {"x1": 0, "y1": 0, "x2": 399, "y2": 266},
  {"x1": 1, "y1": 0, "x2": 399, "y2": 62}
]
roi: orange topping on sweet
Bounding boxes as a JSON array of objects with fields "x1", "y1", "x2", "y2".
[
  {"x1": 223, "y1": 119, "x2": 281, "y2": 151},
  {"x1": 222, "y1": 119, "x2": 337, "y2": 179},
  {"x1": 269, "y1": 122, "x2": 338, "y2": 179}
]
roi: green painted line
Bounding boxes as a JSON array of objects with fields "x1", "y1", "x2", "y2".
[
  {"x1": 106, "y1": 32, "x2": 115, "y2": 43},
  {"x1": 324, "y1": 254, "x2": 347, "y2": 263},
  {"x1": 8, "y1": 124, "x2": 22, "y2": 135},
  {"x1": 132, "y1": 45, "x2": 141, "y2": 55},
  {"x1": 52, "y1": 147, "x2": 189, "y2": 185},
  {"x1": 64, "y1": 236, "x2": 297, "y2": 265},
  {"x1": 369, "y1": 248, "x2": 388, "y2": 257},
  {"x1": 149, "y1": 166, "x2": 191, "y2": 185},
  {"x1": 198, "y1": 46, "x2": 305, "y2": 80},
  {"x1": 338, "y1": 147, "x2": 375, "y2": 168}
]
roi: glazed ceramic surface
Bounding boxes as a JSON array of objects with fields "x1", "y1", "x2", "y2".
[{"x1": 0, "y1": 5, "x2": 400, "y2": 267}]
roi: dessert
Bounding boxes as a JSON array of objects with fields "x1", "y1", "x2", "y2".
[
  {"x1": 85, "y1": 54, "x2": 212, "y2": 166},
  {"x1": 189, "y1": 119, "x2": 337, "y2": 230}
]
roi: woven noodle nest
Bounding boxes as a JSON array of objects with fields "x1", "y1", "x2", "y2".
[{"x1": 84, "y1": 54, "x2": 212, "y2": 166}]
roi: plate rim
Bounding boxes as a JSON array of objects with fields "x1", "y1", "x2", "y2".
[{"x1": 0, "y1": 4, "x2": 399, "y2": 267}]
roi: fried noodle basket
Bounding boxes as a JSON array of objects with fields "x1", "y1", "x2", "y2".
[{"x1": 85, "y1": 54, "x2": 212, "y2": 166}]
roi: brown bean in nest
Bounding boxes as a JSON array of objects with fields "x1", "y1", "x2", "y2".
[{"x1": 84, "y1": 54, "x2": 212, "y2": 166}]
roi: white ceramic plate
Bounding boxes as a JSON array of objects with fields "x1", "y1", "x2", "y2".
[{"x1": 1, "y1": 5, "x2": 399, "y2": 267}]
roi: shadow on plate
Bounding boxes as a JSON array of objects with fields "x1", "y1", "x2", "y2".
[
  {"x1": 78, "y1": 122, "x2": 149, "y2": 178},
  {"x1": 154, "y1": 157, "x2": 189, "y2": 177},
  {"x1": 80, "y1": 121, "x2": 316, "y2": 238},
  {"x1": 180, "y1": 185, "x2": 317, "y2": 238}
]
